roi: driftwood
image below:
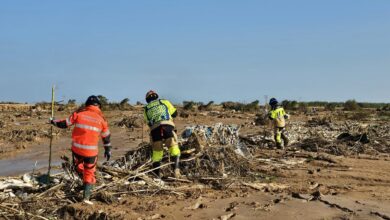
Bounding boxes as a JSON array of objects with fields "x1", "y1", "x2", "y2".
[
  {"x1": 35, "y1": 183, "x2": 65, "y2": 198},
  {"x1": 0, "y1": 204, "x2": 49, "y2": 220},
  {"x1": 93, "y1": 162, "x2": 174, "y2": 193},
  {"x1": 241, "y1": 182, "x2": 289, "y2": 192},
  {"x1": 219, "y1": 213, "x2": 236, "y2": 220},
  {"x1": 166, "y1": 177, "x2": 192, "y2": 183},
  {"x1": 0, "y1": 179, "x2": 34, "y2": 190}
]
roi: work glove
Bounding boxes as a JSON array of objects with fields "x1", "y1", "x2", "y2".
[{"x1": 104, "y1": 146, "x2": 112, "y2": 161}]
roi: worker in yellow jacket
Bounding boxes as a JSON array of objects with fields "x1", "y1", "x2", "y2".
[
  {"x1": 144, "y1": 90, "x2": 181, "y2": 178},
  {"x1": 268, "y1": 98, "x2": 289, "y2": 149}
]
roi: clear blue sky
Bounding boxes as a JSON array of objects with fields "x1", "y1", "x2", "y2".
[{"x1": 0, "y1": 0, "x2": 389, "y2": 104}]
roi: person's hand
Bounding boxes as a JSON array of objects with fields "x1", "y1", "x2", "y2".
[
  {"x1": 104, "y1": 146, "x2": 112, "y2": 161},
  {"x1": 49, "y1": 117, "x2": 55, "y2": 125}
]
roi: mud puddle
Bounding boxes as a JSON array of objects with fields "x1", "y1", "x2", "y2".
[
  {"x1": 0, "y1": 129, "x2": 138, "y2": 176},
  {"x1": 0, "y1": 138, "x2": 71, "y2": 176}
]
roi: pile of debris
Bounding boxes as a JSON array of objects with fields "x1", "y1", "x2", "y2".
[
  {"x1": 254, "y1": 113, "x2": 269, "y2": 126},
  {"x1": 306, "y1": 117, "x2": 332, "y2": 128},
  {"x1": 0, "y1": 172, "x2": 79, "y2": 219},
  {"x1": 0, "y1": 104, "x2": 33, "y2": 112},
  {"x1": 0, "y1": 127, "x2": 66, "y2": 153},
  {"x1": 180, "y1": 146, "x2": 256, "y2": 180},
  {"x1": 2, "y1": 129, "x2": 48, "y2": 143},
  {"x1": 0, "y1": 123, "x2": 291, "y2": 219},
  {"x1": 115, "y1": 115, "x2": 143, "y2": 129},
  {"x1": 241, "y1": 119, "x2": 390, "y2": 155},
  {"x1": 294, "y1": 120, "x2": 390, "y2": 155},
  {"x1": 107, "y1": 123, "x2": 254, "y2": 179},
  {"x1": 180, "y1": 123, "x2": 249, "y2": 154},
  {"x1": 0, "y1": 124, "x2": 260, "y2": 218}
]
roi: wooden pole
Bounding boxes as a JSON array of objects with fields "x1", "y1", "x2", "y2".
[
  {"x1": 47, "y1": 85, "x2": 55, "y2": 179},
  {"x1": 142, "y1": 113, "x2": 145, "y2": 142}
]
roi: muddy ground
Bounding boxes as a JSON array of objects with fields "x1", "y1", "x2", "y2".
[{"x1": 0, "y1": 104, "x2": 389, "y2": 220}]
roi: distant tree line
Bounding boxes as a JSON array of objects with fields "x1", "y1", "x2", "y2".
[
  {"x1": 180, "y1": 99, "x2": 390, "y2": 113},
  {"x1": 281, "y1": 99, "x2": 390, "y2": 112},
  {"x1": 94, "y1": 95, "x2": 132, "y2": 110},
  {"x1": 221, "y1": 100, "x2": 260, "y2": 112},
  {"x1": 2, "y1": 97, "x2": 389, "y2": 113}
]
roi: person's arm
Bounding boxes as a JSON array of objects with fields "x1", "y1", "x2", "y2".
[
  {"x1": 162, "y1": 100, "x2": 177, "y2": 118},
  {"x1": 143, "y1": 110, "x2": 149, "y2": 123},
  {"x1": 50, "y1": 112, "x2": 76, "y2": 129},
  {"x1": 268, "y1": 111, "x2": 274, "y2": 120},
  {"x1": 171, "y1": 110, "x2": 178, "y2": 118},
  {"x1": 101, "y1": 120, "x2": 112, "y2": 161},
  {"x1": 283, "y1": 109, "x2": 290, "y2": 120}
]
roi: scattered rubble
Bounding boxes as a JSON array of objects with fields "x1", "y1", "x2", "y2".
[
  {"x1": 109, "y1": 124, "x2": 255, "y2": 179},
  {"x1": 0, "y1": 104, "x2": 33, "y2": 112},
  {"x1": 241, "y1": 120, "x2": 390, "y2": 156},
  {"x1": 254, "y1": 113, "x2": 268, "y2": 126},
  {"x1": 115, "y1": 115, "x2": 143, "y2": 129},
  {"x1": 0, "y1": 123, "x2": 277, "y2": 219}
]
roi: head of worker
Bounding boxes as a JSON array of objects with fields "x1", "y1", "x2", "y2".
[
  {"x1": 269, "y1": 98, "x2": 278, "y2": 109},
  {"x1": 85, "y1": 95, "x2": 102, "y2": 108},
  {"x1": 145, "y1": 90, "x2": 159, "y2": 103}
]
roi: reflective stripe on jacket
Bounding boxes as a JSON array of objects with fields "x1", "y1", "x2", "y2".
[{"x1": 68, "y1": 105, "x2": 110, "y2": 157}]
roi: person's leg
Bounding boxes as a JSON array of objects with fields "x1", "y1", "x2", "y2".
[
  {"x1": 82, "y1": 156, "x2": 97, "y2": 201},
  {"x1": 274, "y1": 127, "x2": 283, "y2": 149},
  {"x1": 72, "y1": 152, "x2": 84, "y2": 179},
  {"x1": 281, "y1": 128, "x2": 289, "y2": 147},
  {"x1": 151, "y1": 141, "x2": 163, "y2": 177},
  {"x1": 151, "y1": 127, "x2": 164, "y2": 177},
  {"x1": 163, "y1": 126, "x2": 181, "y2": 177}
]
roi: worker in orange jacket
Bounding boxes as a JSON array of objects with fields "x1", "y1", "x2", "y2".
[{"x1": 51, "y1": 96, "x2": 111, "y2": 203}]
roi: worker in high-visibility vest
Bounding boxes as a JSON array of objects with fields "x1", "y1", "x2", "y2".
[
  {"x1": 51, "y1": 95, "x2": 112, "y2": 203},
  {"x1": 143, "y1": 90, "x2": 181, "y2": 178},
  {"x1": 268, "y1": 98, "x2": 289, "y2": 149}
]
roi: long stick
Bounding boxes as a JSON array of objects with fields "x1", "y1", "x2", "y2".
[
  {"x1": 141, "y1": 114, "x2": 145, "y2": 142},
  {"x1": 47, "y1": 85, "x2": 55, "y2": 179},
  {"x1": 0, "y1": 205, "x2": 49, "y2": 220}
]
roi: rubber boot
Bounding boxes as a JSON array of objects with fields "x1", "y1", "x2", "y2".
[
  {"x1": 152, "y1": 162, "x2": 161, "y2": 178},
  {"x1": 171, "y1": 156, "x2": 181, "y2": 178},
  {"x1": 273, "y1": 135, "x2": 279, "y2": 149},
  {"x1": 83, "y1": 184, "x2": 93, "y2": 205},
  {"x1": 276, "y1": 142, "x2": 283, "y2": 150},
  {"x1": 282, "y1": 130, "x2": 289, "y2": 147},
  {"x1": 283, "y1": 137, "x2": 289, "y2": 147}
]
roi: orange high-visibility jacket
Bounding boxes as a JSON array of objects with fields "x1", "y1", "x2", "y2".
[{"x1": 65, "y1": 106, "x2": 110, "y2": 157}]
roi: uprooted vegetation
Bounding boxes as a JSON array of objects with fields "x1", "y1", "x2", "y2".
[
  {"x1": 243, "y1": 117, "x2": 390, "y2": 156},
  {"x1": 114, "y1": 115, "x2": 143, "y2": 129},
  {"x1": 0, "y1": 111, "x2": 69, "y2": 154},
  {"x1": 110, "y1": 124, "x2": 255, "y2": 180},
  {"x1": 0, "y1": 124, "x2": 272, "y2": 219}
]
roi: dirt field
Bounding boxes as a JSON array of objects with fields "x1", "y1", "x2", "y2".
[{"x1": 0, "y1": 104, "x2": 389, "y2": 220}]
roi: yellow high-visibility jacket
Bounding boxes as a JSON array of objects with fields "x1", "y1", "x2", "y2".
[
  {"x1": 269, "y1": 106, "x2": 288, "y2": 128},
  {"x1": 144, "y1": 99, "x2": 177, "y2": 130}
]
